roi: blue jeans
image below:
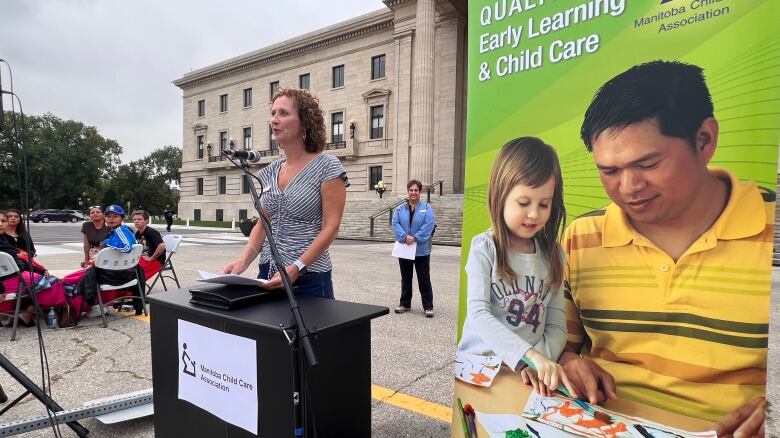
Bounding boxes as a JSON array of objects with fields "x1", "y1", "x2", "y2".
[{"x1": 258, "y1": 262, "x2": 334, "y2": 299}]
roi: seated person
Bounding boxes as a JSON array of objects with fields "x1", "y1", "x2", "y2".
[
  {"x1": 4, "y1": 208, "x2": 37, "y2": 258},
  {"x1": 80, "y1": 205, "x2": 110, "y2": 268},
  {"x1": 131, "y1": 210, "x2": 166, "y2": 280},
  {"x1": 77, "y1": 205, "x2": 145, "y2": 316},
  {"x1": 0, "y1": 210, "x2": 43, "y2": 326}
]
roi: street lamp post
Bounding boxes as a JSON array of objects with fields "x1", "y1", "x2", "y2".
[{"x1": 373, "y1": 180, "x2": 386, "y2": 199}]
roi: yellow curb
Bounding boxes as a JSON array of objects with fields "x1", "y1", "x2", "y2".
[
  {"x1": 372, "y1": 384, "x2": 452, "y2": 423},
  {"x1": 134, "y1": 310, "x2": 452, "y2": 422},
  {"x1": 132, "y1": 313, "x2": 150, "y2": 323}
]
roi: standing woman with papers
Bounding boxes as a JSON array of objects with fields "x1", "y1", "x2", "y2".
[
  {"x1": 392, "y1": 180, "x2": 436, "y2": 317},
  {"x1": 221, "y1": 88, "x2": 348, "y2": 299}
]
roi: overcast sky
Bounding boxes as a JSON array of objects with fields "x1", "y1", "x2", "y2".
[{"x1": 0, "y1": 0, "x2": 387, "y2": 163}]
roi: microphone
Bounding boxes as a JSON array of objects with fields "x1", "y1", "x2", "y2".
[{"x1": 223, "y1": 149, "x2": 261, "y2": 162}]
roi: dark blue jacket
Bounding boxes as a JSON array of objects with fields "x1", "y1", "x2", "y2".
[{"x1": 103, "y1": 224, "x2": 137, "y2": 253}]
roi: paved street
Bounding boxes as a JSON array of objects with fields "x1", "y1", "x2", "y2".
[
  {"x1": 2, "y1": 224, "x2": 780, "y2": 437},
  {"x1": 25, "y1": 222, "x2": 232, "y2": 248}
]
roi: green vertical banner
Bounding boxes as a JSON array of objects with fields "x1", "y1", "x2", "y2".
[{"x1": 454, "y1": 0, "x2": 779, "y2": 434}]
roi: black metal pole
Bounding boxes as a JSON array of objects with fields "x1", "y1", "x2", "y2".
[
  {"x1": 0, "y1": 354, "x2": 89, "y2": 437},
  {"x1": 3, "y1": 86, "x2": 85, "y2": 437},
  {"x1": 0, "y1": 390, "x2": 29, "y2": 416},
  {"x1": 238, "y1": 158, "x2": 318, "y2": 367},
  {"x1": 227, "y1": 153, "x2": 318, "y2": 437}
]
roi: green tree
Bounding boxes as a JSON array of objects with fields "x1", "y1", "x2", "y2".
[
  {"x1": 144, "y1": 145, "x2": 182, "y2": 184},
  {"x1": 0, "y1": 111, "x2": 122, "y2": 209},
  {"x1": 102, "y1": 145, "x2": 182, "y2": 215}
]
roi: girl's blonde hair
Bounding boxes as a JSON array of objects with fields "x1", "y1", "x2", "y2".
[{"x1": 487, "y1": 137, "x2": 566, "y2": 290}]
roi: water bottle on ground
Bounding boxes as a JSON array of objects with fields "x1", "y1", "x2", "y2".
[{"x1": 47, "y1": 308, "x2": 58, "y2": 329}]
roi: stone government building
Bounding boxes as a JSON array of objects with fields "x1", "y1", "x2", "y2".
[{"x1": 174, "y1": 0, "x2": 466, "y2": 244}]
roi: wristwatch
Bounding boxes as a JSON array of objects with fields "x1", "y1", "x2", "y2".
[{"x1": 293, "y1": 259, "x2": 307, "y2": 275}]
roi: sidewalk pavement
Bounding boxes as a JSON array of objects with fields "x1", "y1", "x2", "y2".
[
  {"x1": 146, "y1": 222, "x2": 241, "y2": 233},
  {"x1": 0, "y1": 240, "x2": 460, "y2": 437}
]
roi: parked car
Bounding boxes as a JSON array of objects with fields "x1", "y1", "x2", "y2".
[{"x1": 29, "y1": 209, "x2": 85, "y2": 223}]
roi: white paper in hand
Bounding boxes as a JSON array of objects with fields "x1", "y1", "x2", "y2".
[{"x1": 392, "y1": 241, "x2": 416, "y2": 260}]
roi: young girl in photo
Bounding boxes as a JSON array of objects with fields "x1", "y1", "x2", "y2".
[{"x1": 456, "y1": 137, "x2": 576, "y2": 397}]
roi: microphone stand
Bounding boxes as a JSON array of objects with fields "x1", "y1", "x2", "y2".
[
  {"x1": 0, "y1": 354, "x2": 89, "y2": 437},
  {"x1": 0, "y1": 86, "x2": 89, "y2": 436},
  {"x1": 224, "y1": 151, "x2": 319, "y2": 438}
]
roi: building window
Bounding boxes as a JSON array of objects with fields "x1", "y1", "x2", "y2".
[
  {"x1": 218, "y1": 176, "x2": 227, "y2": 195},
  {"x1": 331, "y1": 112, "x2": 344, "y2": 143},
  {"x1": 196, "y1": 135, "x2": 204, "y2": 159},
  {"x1": 243, "y1": 127, "x2": 252, "y2": 150},
  {"x1": 371, "y1": 55, "x2": 385, "y2": 80},
  {"x1": 332, "y1": 65, "x2": 344, "y2": 88},
  {"x1": 197, "y1": 99, "x2": 205, "y2": 117},
  {"x1": 239, "y1": 209, "x2": 248, "y2": 220},
  {"x1": 269, "y1": 81, "x2": 279, "y2": 100},
  {"x1": 194, "y1": 209, "x2": 201, "y2": 221},
  {"x1": 370, "y1": 105, "x2": 384, "y2": 139},
  {"x1": 219, "y1": 131, "x2": 228, "y2": 151},
  {"x1": 243, "y1": 87, "x2": 252, "y2": 108},
  {"x1": 196, "y1": 178, "x2": 204, "y2": 195},
  {"x1": 242, "y1": 174, "x2": 251, "y2": 194},
  {"x1": 219, "y1": 94, "x2": 228, "y2": 112},
  {"x1": 269, "y1": 125, "x2": 277, "y2": 151},
  {"x1": 216, "y1": 209, "x2": 224, "y2": 222},
  {"x1": 299, "y1": 73, "x2": 310, "y2": 90},
  {"x1": 369, "y1": 166, "x2": 382, "y2": 190}
]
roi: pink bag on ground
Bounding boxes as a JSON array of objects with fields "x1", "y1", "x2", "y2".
[{"x1": 1, "y1": 272, "x2": 66, "y2": 311}]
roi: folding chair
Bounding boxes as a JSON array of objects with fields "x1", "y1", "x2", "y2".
[
  {"x1": 93, "y1": 244, "x2": 146, "y2": 328},
  {"x1": 0, "y1": 252, "x2": 32, "y2": 341},
  {"x1": 147, "y1": 234, "x2": 183, "y2": 293}
]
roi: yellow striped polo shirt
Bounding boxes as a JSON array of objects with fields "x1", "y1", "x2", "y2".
[{"x1": 562, "y1": 169, "x2": 773, "y2": 421}]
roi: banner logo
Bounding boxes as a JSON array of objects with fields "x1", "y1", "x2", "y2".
[{"x1": 181, "y1": 342, "x2": 196, "y2": 377}]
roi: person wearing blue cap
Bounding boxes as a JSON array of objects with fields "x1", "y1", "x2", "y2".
[
  {"x1": 103, "y1": 205, "x2": 136, "y2": 252},
  {"x1": 76, "y1": 204, "x2": 145, "y2": 316}
]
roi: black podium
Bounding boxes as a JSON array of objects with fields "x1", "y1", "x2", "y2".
[{"x1": 147, "y1": 288, "x2": 388, "y2": 437}]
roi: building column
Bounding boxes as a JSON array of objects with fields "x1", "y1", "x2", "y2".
[
  {"x1": 409, "y1": 0, "x2": 436, "y2": 185},
  {"x1": 392, "y1": 29, "x2": 413, "y2": 195}
]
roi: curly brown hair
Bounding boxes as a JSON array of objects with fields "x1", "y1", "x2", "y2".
[{"x1": 271, "y1": 87, "x2": 326, "y2": 153}]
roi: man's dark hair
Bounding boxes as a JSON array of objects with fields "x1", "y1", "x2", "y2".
[
  {"x1": 407, "y1": 179, "x2": 423, "y2": 191},
  {"x1": 580, "y1": 60, "x2": 714, "y2": 152}
]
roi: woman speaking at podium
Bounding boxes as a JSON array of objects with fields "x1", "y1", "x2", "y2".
[{"x1": 221, "y1": 88, "x2": 348, "y2": 299}]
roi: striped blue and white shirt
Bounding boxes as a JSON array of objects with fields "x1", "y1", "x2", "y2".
[{"x1": 258, "y1": 153, "x2": 348, "y2": 276}]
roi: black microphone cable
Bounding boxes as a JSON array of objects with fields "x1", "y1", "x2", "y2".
[{"x1": 1, "y1": 59, "x2": 64, "y2": 438}]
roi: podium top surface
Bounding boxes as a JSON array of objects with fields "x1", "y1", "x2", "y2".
[{"x1": 147, "y1": 288, "x2": 389, "y2": 332}]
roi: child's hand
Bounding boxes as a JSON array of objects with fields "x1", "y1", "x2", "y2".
[
  {"x1": 520, "y1": 367, "x2": 553, "y2": 397},
  {"x1": 523, "y1": 349, "x2": 578, "y2": 399}
]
